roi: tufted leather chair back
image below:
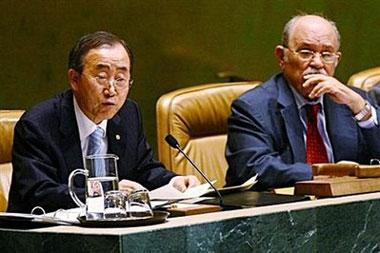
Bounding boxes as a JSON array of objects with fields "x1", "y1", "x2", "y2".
[
  {"x1": 347, "y1": 66, "x2": 380, "y2": 91},
  {"x1": 156, "y1": 82, "x2": 261, "y2": 188},
  {"x1": 0, "y1": 110, "x2": 24, "y2": 211}
]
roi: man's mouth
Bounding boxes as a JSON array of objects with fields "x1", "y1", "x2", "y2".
[
  {"x1": 102, "y1": 101, "x2": 116, "y2": 106},
  {"x1": 303, "y1": 70, "x2": 322, "y2": 78},
  {"x1": 303, "y1": 69, "x2": 328, "y2": 79}
]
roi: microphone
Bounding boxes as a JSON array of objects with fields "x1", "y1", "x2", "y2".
[{"x1": 165, "y1": 134, "x2": 223, "y2": 206}]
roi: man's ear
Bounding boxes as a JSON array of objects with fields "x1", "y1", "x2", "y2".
[
  {"x1": 68, "y1": 69, "x2": 80, "y2": 91},
  {"x1": 335, "y1": 52, "x2": 342, "y2": 67},
  {"x1": 274, "y1": 45, "x2": 286, "y2": 68}
]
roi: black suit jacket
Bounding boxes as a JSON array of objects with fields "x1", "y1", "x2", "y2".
[
  {"x1": 226, "y1": 74, "x2": 380, "y2": 190},
  {"x1": 8, "y1": 90, "x2": 176, "y2": 213}
]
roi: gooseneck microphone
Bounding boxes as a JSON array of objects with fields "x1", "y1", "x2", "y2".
[{"x1": 165, "y1": 134, "x2": 223, "y2": 206}]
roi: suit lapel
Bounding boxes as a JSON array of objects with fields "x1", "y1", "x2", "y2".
[
  {"x1": 107, "y1": 111, "x2": 133, "y2": 178},
  {"x1": 324, "y1": 97, "x2": 358, "y2": 161},
  {"x1": 59, "y1": 91, "x2": 84, "y2": 181},
  {"x1": 277, "y1": 77, "x2": 306, "y2": 162},
  {"x1": 107, "y1": 113, "x2": 127, "y2": 159}
]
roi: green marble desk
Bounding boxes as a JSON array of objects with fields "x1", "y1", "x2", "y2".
[{"x1": 1, "y1": 192, "x2": 380, "y2": 252}]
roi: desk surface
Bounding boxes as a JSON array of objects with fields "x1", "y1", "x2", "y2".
[
  {"x1": 30, "y1": 191, "x2": 380, "y2": 235},
  {"x1": 2, "y1": 192, "x2": 380, "y2": 252}
]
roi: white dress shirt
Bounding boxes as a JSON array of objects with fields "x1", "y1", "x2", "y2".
[{"x1": 73, "y1": 96, "x2": 108, "y2": 157}]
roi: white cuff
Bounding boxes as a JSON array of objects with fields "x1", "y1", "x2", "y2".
[{"x1": 358, "y1": 106, "x2": 378, "y2": 128}]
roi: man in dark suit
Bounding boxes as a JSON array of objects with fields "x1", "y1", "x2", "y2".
[
  {"x1": 8, "y1": 31, "x2": 199, "y2": 213},
  {"x1": 225, "y1": 14, "x2": 380, "y2": 190}
]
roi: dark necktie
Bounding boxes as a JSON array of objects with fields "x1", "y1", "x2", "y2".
[
  {"x1": 305, "y1": 104, "x2": 329, "y2": 164},
  {"x1": 87, "y1": 127, "x2": 105, "y2": 176}
]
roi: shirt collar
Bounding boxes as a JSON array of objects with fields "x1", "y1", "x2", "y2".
[
  {"x1": 73, "y1": 96, "x2": 107, "y2": 143},
  {"x1": 288, "y1": 85, "x2": 324, "y2": 110}
]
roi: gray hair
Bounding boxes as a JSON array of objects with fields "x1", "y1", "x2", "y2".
[{"x1": 281, "y1": 14, "x2": 341, "y2": 50}]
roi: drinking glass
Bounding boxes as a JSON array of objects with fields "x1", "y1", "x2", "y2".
[{"x1": 127, "y1": 189, "x2": 153, "y2": 219}]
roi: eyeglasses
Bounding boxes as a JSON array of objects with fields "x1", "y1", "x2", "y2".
[
  {"x1": 284, "y1": 47, "x2": 338, "y2": 64},
  {"x1": 94, "y1": 76, "x2": 133, "y2": 89}
]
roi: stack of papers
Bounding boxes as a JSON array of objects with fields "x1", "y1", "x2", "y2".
[
  {"x1": 149, "y1": 174, "x2": 257, "y2": 200},
  {"x1": 149, "y1": 181, "x2": 214, "y2": 200},
  {"x1": 214, "y1": 174, "x2": 257, "y2": 195}
]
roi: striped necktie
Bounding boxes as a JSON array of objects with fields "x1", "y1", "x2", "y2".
[{"x1": 87, "y1": 127, "x2": 105, "y2": 176}]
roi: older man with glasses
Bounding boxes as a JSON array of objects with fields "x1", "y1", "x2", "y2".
[{"x1": 225, "y1": 14, "x2": 380, "y2": 190}]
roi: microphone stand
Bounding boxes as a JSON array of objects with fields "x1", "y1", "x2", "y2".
[
  {"x1": 166, "y1": 135, "x2": 223, "y2": 206},
  {"x1": 176, "y1": 148, "x2": 223, "y2": 206}
]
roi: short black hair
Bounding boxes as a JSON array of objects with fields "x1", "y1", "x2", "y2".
[{"x1": 68, "y1": 31, "x2": 133, "y2": 75}]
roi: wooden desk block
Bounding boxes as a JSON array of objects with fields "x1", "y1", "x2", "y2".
[
  {"x1": 295, "y1": 176, "x2": 380, "y2": 197},
  {"x1": 167, "y1": 204, "x2": 222, "y2": 217},
  {"x1": 312, "y1": 162, "x2": 380, "y2": 178}
]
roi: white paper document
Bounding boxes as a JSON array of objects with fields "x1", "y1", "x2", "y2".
[
  {"x1": 149, "y1": 181, "x2": 213, "y2": 200},
  {"x1": 149, "y1": 174, "x2": 258, "y2": 200},
  {"x1": 216, "y1": 174, "x2": 258, "y2": 194},
  {"x1": 44, "y1": 208, "x2": 82, "y2": 224}
]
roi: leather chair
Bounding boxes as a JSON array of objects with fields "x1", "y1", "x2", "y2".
[
  {"x1": 347, "y1": 66, "x2": 380, "y2": 91},
  {"x1": 0, "y1": 110, "x2": 24, "y2": 211},
  {"x1": 156, "y1": 81, "x2": 261, "y2": 188}
]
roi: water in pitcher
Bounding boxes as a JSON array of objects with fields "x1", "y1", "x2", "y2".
[{"x1": 85, "y1": 176, "x2": 119, "y2": 220}]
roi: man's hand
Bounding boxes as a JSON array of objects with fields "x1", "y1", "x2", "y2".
[
  {"x1": 118, "y1": 179, "x2": 145, "y2": 195},
  {"x1": 303, "y1": 74, "x2": 366, "y2": 114},
  {"x1": 171, "y1": 175, "x2": 200, "y2": 192}
]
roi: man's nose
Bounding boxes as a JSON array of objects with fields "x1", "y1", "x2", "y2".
[
  {"x1": 104, "y1": 81, "x2": 117, "y2": 96},
  {"x1": 309, "y1": 53, "x2": 324, "y2": 68}
]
